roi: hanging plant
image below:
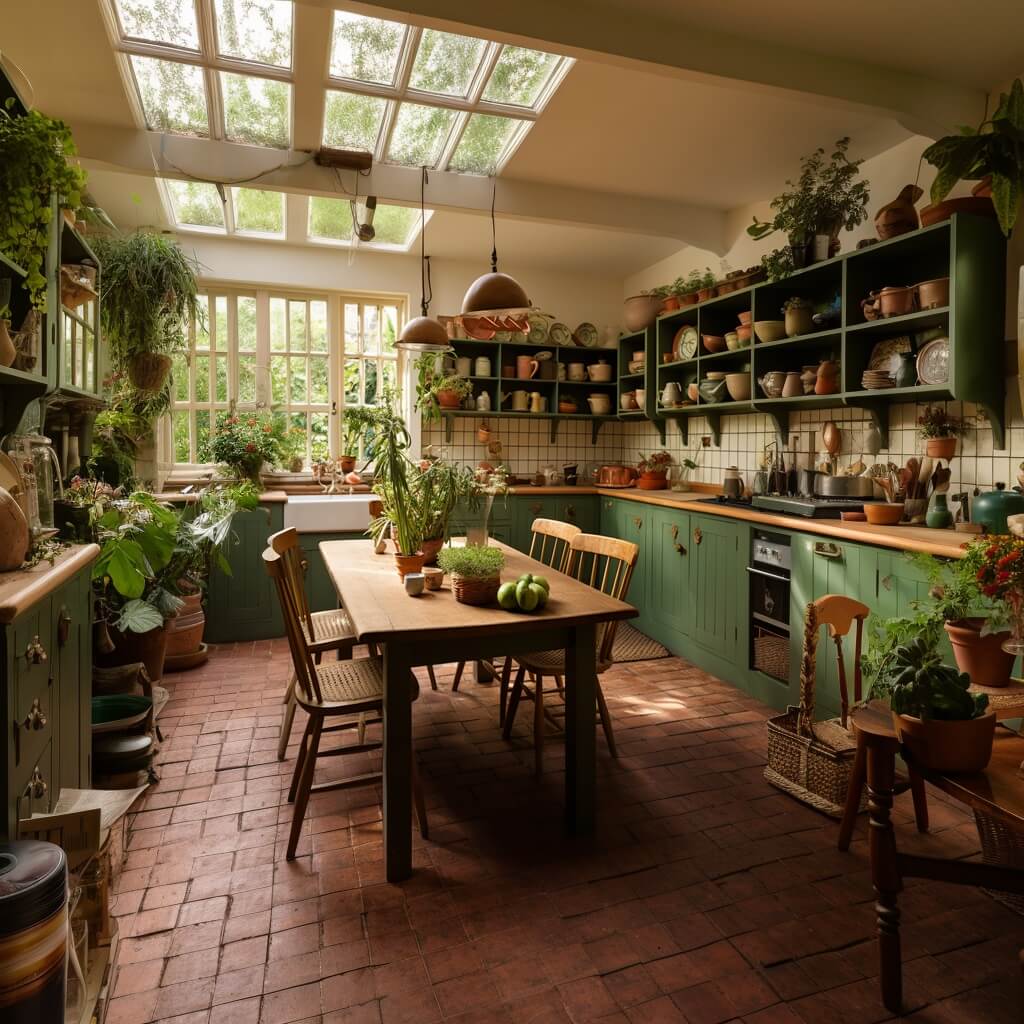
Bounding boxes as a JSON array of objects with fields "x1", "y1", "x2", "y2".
[{"x1": 0, "y1": 100, "x2": 87, "y2": 312}]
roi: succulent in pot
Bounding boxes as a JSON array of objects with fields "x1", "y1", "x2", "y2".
[{"x1": 917, "y1": 404, "x2": 968, "y2": 461}]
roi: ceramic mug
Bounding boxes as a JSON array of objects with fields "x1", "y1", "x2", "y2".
[
  {"x1": 620, "y1": 392, "x2": 637, "y2": 411},
  {"x1": 423, "y1": 567, "x2": 443, "y2": 591},
  {"x1": 636, "y1": 388, "x2": 646, "y2": 406},
  {"x1": 587, "y1": 393, "x2": 612, "y2": 415},
  {"x1": 556, "y1": 363, "x2": 566, "y2": 381},
  {"x1": 516, "y1": 355, "x2": 539, "y2": 380},
  {"x1": 455, "y1": 356, "x2": 472, "y2": 377},
  {"x1": 568, "y1": 362, "x2": 586, "y2": 382},
  {"x1": 530, "y1": 391, "x2": 544, "y2": 413},
  {"x1": 405, "y1": 573, "x2": 425, "y2": 596},
  {"x1": 474, "y1": 356, "x2": 491, "y2": 376},
  {"x1": 510, "y1": 390, "x2": 528, "y2": 411}
]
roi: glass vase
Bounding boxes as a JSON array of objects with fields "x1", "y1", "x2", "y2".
[{"x1": 1001, "y1": 590, "x2": 1024, "y2": 656}]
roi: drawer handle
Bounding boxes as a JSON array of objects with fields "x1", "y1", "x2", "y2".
[
  {"x1": 674, "y1": 542, "x2": 686, "y2": 555},
  {"x1": 813, "y1": 542, "x2": 842, "y2": 560},
  {"x1": 530, "y1": 503, "x2": 542, "y2": 515},
  {"x1": 693, "y1": 526, "x2": 702, "y2": 545},
  {"x1": 23, "y1": 699, "x2": 47, "y2": 732},
  {"x1": 57, "y1": 607, "x2": 71, "y2": 646},
  {"x1": 25, "y1": 636, "x2": 48, "y2": 666},
  {"x1": 24, "y1": 768, "x2": 47, "y2": 801},
  {"x1": 565, "y1": 504, "x2": 576, "y2": 520},
  {"x1": 632, "y1": 516, "x2": 643, "y2": 529}
]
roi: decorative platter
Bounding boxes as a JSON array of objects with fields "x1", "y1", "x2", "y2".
[
  {"x1": 916, "y1": 336, "x2": 950, "y2": 385},
  {"x1": 573, "y1": 322, "x2": 598, "y2": 347},
  {"x1": 526, "y1": 314, "x2": 550, "y2": 344},
  {"x1": 548, "y1": 322, "x2": 572, "y2": 347},
  {"x1": 672, "y1": 325, "x2": 699, "y2": 361},
  {"x1": 866, "y1": 335, "x2": 911, "y2": 374}
]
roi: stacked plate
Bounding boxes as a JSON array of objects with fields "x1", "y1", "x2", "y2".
[{"x1": 861, "y1": 369, "x2": 895, "y2": 390}]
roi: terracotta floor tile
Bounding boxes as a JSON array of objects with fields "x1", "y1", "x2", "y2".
[
  {"x1": 210, "y1": 997, "x2": 263, "y2": 1024},
  {"x1": 114, "y1": 959, "x2": 166, "y2": 998},
  {"x1": 264, "y1": 951, "x2": 322, "y2": 994},
  {"x1": 259, "y1": 981, "x2": 322, "y2": 1024}
]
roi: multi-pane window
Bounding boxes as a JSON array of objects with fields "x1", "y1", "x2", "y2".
[
  {"x1": 343, "y1": 301, "x2": 399, "y2": 408},
  {"x1": 167, "y1": 288, "x2": 404, "y2": 468}
]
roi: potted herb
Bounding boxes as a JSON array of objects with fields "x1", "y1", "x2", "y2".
[
  {"x1": 0, "y1": 101, "x2": 87, "y2": 312},
  {"x1": 91, "y1": 232, "x2": 201, "y2": 392},
  {"x1": 54, "y1": 475, "x2": 118, "y2": 541},
  {"x1": 437, "y1": 545, "x2": 505, "y2": 605},
  {"x1": 886, "y1": 636, "x2": 995, "y2": 773},
  {"x1": 431, "y1": 375, "x2": 473, "y2": 410},
  {"x1": 917, "y1": 404, "x2": 968, "y2": 460},
  {"x1": 657, "y1": 283, "x2": 680, "y2": 313},
  {"x1": 279, "y1": 425, "x2": 307, "y2": 473},
  {"x1": 696, "y1": 269, "x2": 717, "y2": 303},
  {"x1": 676, "y1": 270, "x2": 704, "y2": 307},
  {"x1": 760, "y1": 246, "x2": 796, "y2": 283},
  {"x1": 748, "y1": 137, "x2": 869, "y2": 264},
  {"x1": 341, "y1": 406, "x2": 379, "y2": 470},
  {"x1": 781, "y1": 297, "x2": 814, "y2": 338},
  {"x1": 623, "y1": 292, "x2": 663, "y2": 332},
  {"x1": 922, "y1": 78, "x2": 1024, "y2": 236},
  {"x1": 418, "y1": 456, "x2": 477, "y2": 563},
  {"x1": 206, "y1": 410, "x2": 283, "y2": 483},
  {"x1": 637, "y1": 450, "x2": 672, "y2": 490}
]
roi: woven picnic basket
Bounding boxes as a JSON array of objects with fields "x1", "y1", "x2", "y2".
[{"x1": 764, "y1": 600, "x2": 859, "y2": 816}]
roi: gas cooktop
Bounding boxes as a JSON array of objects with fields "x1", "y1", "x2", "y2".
[{"x1": 752, "y1": 495, "x2": 882, "y2": 519}]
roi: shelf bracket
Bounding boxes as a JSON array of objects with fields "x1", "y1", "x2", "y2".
[
  {"x1": 674, "y1": 417, "x2": 688, "y2": 445},
  {"x1": 443, "y1": 413, "x2": 454, "y2": 443},
  {"x1": 764, "y1": 411, "x2": 789, "y2": 448},
  {"x1": 550, "y1": 418, "x2": 559, "y2": 444},
  {"x1": 652, "y1": 418, "x2": 666, "y2": 444},
  {"x1": 980, "y1": 400, "x2": 1006, "y2": 451},
  {"x1": 590, "y1": 419, "x2": 605, "y2": 445},
  {"x1": 707, "y1": 413, "x2": 722, "y2": 448}
]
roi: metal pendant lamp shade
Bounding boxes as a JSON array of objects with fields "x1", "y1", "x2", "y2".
[
  {"x1": 397, "y1": 168, "x2": 449, "y2": 352},
  {"x1": 461, "y1": 182, "x2": 529, "y2": 313}
]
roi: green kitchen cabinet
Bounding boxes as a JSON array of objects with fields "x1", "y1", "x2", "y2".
[
  {"x1": 687, "y1": 513, "x2": 745, "y2": 664},
  {"x1": 599, "y1": 496, "x2": 626, "y2": 541},
  {"x1": 557, "y1": 495, "x2": 597, "y2": 535},
  {"x1": 298, "y1": 532, "x2": 366, "y2": 613},
  {"x1": 205, "y1": 502, "x2": 285, "y2": 643},
  {"x1": 513, "y1": 496, "x2": 561, "y2": 551},
  {"x1": 646, "y1": 506, "x2": 690, "y2": 650},
  {"x1": 618, "y1": 505, "x2": 651, "y2": 632},
  {"x1": 876, "y1": 550, "x2": 955, "y2": 664}
]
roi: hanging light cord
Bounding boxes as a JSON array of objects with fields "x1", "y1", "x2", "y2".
[
  {"x1": 420, "y1": 166, "x2": 431, "y2": 317},
  {"x1": 490, "y1": 180, "x2": 498, "y2": 273}
]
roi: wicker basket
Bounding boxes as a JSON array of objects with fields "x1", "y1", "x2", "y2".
[
  {"x1": 974, "y1": 811, "x2": 1024, "y2": 915},
  {"x1": 128, "y1": 353, "x2": 172, "y2": 391},
  {"x1": 451, "y1": 574, "x2": 499, "y2": 606},
  {"x1": 764, "y1": 601, "x2": 860, "y2": 817}
]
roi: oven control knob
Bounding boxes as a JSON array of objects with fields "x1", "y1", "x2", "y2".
[{"x1": 764, "y1": 592, "x2": 775, "y2": 616}]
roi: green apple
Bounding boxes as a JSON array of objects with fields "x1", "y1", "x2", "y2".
[
  {"x1": 531, "y1": 575, "x2": 550, "y2": 594},
  {"x1": 516, "y1": 579, "x2": 539, "y2": 612},
  {"x1": 530, "y1": 583, "x2": 548, "y2": 609},
  {"x1": 497, "y1": 582, "x2": 518, "y2": 610}
]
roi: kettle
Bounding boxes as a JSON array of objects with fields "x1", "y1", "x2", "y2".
[
  {"x1": 972, "y1": 483, "x2": 1024, "y2": 535},
  {"x1": 722, "y1": 466, "x2": 743, "y2": 500}
]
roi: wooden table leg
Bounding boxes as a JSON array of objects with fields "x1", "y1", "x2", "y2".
[
  {"x1": 472, "y1": 659, "x2": 494, "y2": 684},
  {"x1": 866, "y1": 733, "x2": 903, "y2": 1013},
  {"x1": 382, "y1": 643, "x2": 412, "y2": 882},
  {"x1": 564, "y1": 623, "x2": 596, "y2": 834}
]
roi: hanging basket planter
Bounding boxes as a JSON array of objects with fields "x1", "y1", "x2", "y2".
[{"x1": 128, "y1": 352, "x2": 173, "y2": 391}]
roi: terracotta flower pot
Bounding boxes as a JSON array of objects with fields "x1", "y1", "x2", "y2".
[
  {"x1": 436, "y1": 389, "x2": 463, "y2": 410},
  {"x1": 944, "y1": 618, "x2": 1015, "y2": 687},
  {"x1": 394, "y1": 552, "x2": 427, "y2": 578},
  {"x1": 339, "y1": 455, "x2": 357, "y2": 473},
  {"x1": 97, "y1": 623, "x2": 169, "y2": 683},
  {"x1": 421, "y1": 537, "x2": 444, "y2": 565},
  {"x1": 893, "y1": 709, "x2": 996, "y2": 773},
  {"x1": 925, "y1": 436, "x2": 957, "y2": 461},
  {"x1": 697, "y1": 287, "x2": 715, "y2": 303},
  {"x1": 165, "y1": 591, "x2": 205, "y2": 660},
  {"x1": 661, "y1": 296, "x2": 680, "y2": 312},
  {"x1": 637, "y1": 470, "x2": 668, "y2": 491},
  {"x1": 678, "y1": 292, "x2": 699, "y2": 308}
]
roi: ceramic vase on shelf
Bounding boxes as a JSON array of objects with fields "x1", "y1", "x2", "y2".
[
  {"x1": 926, "y1": 493, "x2": 953, "y2": 529},
  {"x1": 814, "y1": 360, "x2": 840, "y2": 396},
  {"x1": 782, "y1": 372, "x2": 803, "y2": 398}
]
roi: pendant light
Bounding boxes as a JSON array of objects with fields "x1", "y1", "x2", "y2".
[
  {"x1": 397, "y1": 167, "x2": 449, "y2": 351},
  {"x1": 461, "y1": 182, "x2": 529, "y2": 314}
]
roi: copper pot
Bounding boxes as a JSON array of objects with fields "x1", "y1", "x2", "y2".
[{"x1": 596, "y1": 465, "x2": 638, "y2": 487}]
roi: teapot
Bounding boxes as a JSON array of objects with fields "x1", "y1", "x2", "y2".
[
  {"x1": 661, "y1": 381, "x2": 681, "y2": 406},
  {"x1": 758, "y1": 371, "x2": 786, "y2": 398}
]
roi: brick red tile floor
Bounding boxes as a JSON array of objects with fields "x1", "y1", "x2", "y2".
[{"x1": 106, "y1": 641, "x2": 1024, "y2": 1024}]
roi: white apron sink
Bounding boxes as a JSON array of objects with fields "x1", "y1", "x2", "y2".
[{"x1": 283, "y1": 494, "x2": 377, "y2": 533}]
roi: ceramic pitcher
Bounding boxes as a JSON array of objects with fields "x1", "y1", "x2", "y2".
[{"x1": 516, "y1": 355, "x2": 539, "y2": 380}]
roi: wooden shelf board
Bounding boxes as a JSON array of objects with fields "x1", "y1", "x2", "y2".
[
  {"x1": 754, "y1": 327, "x2": 841, "y2": 350},
  {"x1": 844, "y1": 306, "x2": 949, "y2": 338}
]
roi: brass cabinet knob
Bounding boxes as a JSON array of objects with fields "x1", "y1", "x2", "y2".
[
  {"x1": 693, "y1": 526, "x2": 703, "y2": 545},
  {"x1": 565, "y1": 504, "x2": 576, "y2": 520},
  {"x1": 632, "y1": 516, "x2": 643, "y2": 529},
  {"x1": 25, "y1": 636, "x2": 48, "y2": 666},
  {"x1": 674, "y1": 543, "x2": 686, "y2": 555},
  {"x1": 23, "y1": 699, "x2": 47, "y2": 732}
]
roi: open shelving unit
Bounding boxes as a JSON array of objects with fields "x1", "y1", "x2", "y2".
[{"x1": 642, "y1": 213, "x2": 1006, "y2": 446}]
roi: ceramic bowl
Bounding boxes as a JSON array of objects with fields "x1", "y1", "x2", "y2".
[
  {"x1": 588, "y1": 362, "x2": 614, "y2": 382},
  {"x1": 663, "y1": 352, "x2": 675, "y2": 364},
  {"x1": 754, "y1": 320, "x2": 787, "y2": 343},
  {"x1": 725, "y1": 331, "x2": 740, "y2": 351},
  {"x1": 705, "y1": 370, "x2": 726, "y2": 381},
  {"x1": 636, "y1": 389, "x2": 646, "y2": 406},
  {"x1": 736, "y1": 324, "x2": 752, "y2": 343},
  {"x1": 633, "y1": 350, "x2": 645, "y2": 361},
  {"x1": 864, "y1": 502, "x2": 905, "y2": 525},
  {"x1": 738, "y1": 310, "x2": 752, "y2": 326},
  {"x1": 558, "y1": 400, "x2": 578, "y2": 414},
  {"x1": 587, "y1": 394, "x2": 612, "y2": 415},
  {"x1": 628, "y1": 359, "x2": 645, "y2": 374},
  {"x1": 703, "y1": 334, "x2": 726, "y2": 353},
  {"x1": 725, "y1": 373, "x2": 751, "y2": 401}
]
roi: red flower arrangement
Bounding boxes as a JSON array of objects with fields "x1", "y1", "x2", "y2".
[
  {"x1": 204, "y1": 410, "x2": 283, "y2": 482},
  {"x1": 974, "y1": 535, "x2": 1024, "y2": 654}
]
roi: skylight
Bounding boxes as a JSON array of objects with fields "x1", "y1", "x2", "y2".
[
  {"x1": 232, "y1": 188, "x2": 285, "y2": 235},
  {"x1": 131, "y1": 56, "x2": 209, "y2": 136},
  {"x1": 163, "y1": 181, "x2": 286, "y2": 237},
  {"x1": 329, "y1": 10, "x2": 405, "y2": 85},
  {"x1": 408, "y1": 30, "x2": 485, "y2": 98},
  {"x1": 220, "y1": 72, "x2": 291, "y2": 147},
  {"x1": 386, "y1": 103, "x2": 457, "y2": 167},
  {"x1": 323, "y1": 90, "x2": 386, "y2": 152},
  {"x1": 166, "y1": 180, "x2": 224, "y2": 230},
  {"x1": 214, "y1": 0, "x2": 293, "y2": 68},
  {"x1": 308, "y1": 197, "x2": 426, "y2": 251},
  {"x1": 116, "y1": 0, "x2": 198, "y2": 50}
]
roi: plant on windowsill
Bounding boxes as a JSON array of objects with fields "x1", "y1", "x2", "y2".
[
  {"x1": 278, "y1": 425, "x2": 307, "y2": 473},
  {"x1": 341, "y1": 406, "x2": 380, "y2": 471},
  {"x1": 418, "y1": 454, "x2": 478, "y2": 563},
  {"x1": 91, "y1": 232, "x2": 202, "y2": 393},
  {"x1": 205, "y1": 409, "x2": 283, "y2": 484},
  {"x1": 437, "y1": 544, "x2": 505, "y2": 605},
  {"x1": 636, "y1": 450, "x2": 672, "y2": 490},
  {"x1": 917, "y1": 404, "x2": 969, "y2": 460},
  {"x1": 431, "y1": 374, "x2": 474, "y2": 411}
]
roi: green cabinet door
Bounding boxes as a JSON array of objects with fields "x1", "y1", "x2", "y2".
[
  {"x1": 598, "y1": 496, "x2": 626, "y2": 540},
  {"x1": 513, "y1": 496, "x2": 561, "y2": 552},
  {"x1": 53, "y1": 568, "x2": 91, "y2": 791},
  {"x1": 205, "y1": 503, "x2": 285, "y2": 642},
  {"x1": 619, "y1": 505, "x2": 650, "y2": 632},
  {"x1": 298, "y1": 533, "x2": 365, "y2": 613},
  {"x1": 557, "y1": 495, "x2": 598, "y2": 535},
  {"x1": 789, "y1": 535, "x2": 879, "y2": 719},
  {"x1": 876, "y1": 550, "x2": 955, "y2": 665},
  {"x1": 687, "y1": 513, "x2": 744, "y2": 663},
  {"x1": 647, "y1": 506, "x2": 690, "y2": 651}
]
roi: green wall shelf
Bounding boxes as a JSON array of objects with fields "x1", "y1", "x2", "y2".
[{"x1": 637, "y1": 213, "x2": 1007, "y2": 448}]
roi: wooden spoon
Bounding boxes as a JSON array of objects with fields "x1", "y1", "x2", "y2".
[{"x1": 822, "y1": 421, "x2": 841, "y2": 457}]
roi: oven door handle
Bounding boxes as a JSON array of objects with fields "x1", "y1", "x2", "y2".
[{"x1": 745, "y1": 566, "x2": 790, "y2": 584}]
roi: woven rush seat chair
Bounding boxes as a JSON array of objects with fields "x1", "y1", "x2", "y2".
[
  {"x1": 263, "y1": 544, "x2": 427, "y2": 860},
  {"x1": 502, "y1": 532, "x2": 638, "y2": 774}
]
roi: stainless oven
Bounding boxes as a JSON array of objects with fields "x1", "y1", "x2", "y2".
[{"x1": 746, "y1": 530, "x2": 791, "y2": 683}]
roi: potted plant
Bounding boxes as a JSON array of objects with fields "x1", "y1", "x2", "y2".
[
  {"x1": 54, "y1": 475, "x2": 118, "y2": 541},
  {"x1": 922, "y1": 78, "x2": 1024, "y2": 235},
  {"x1": 975, "y1": 534, "x2": 1024, "y2": 659},
  {"x1": 437, "y1": 545, "x2": 505, "y2": 605},
  {"x1": 637, "y1": 450, "x2": 672, "y2": 490},
  {"x1": 886, "y1": 636, "x2": 995, "y2": 773},
  {"x1": 623, "y1": 291, "x2": 663, "y2": 332},
  {"x1": 676, "y1": 270, "x2": 704, "y2": 307},
  {"x1": 913, "y1": 544, "x2": 1015, "y2": 687},
  {"x1": 0, "y1": 102, "x2": 87, "y2": 312},
  {"x1": 917, "y1": 404, "x2": 968, "y2": 460},
  {"x1": 654, "y1": 284, "x2": 679, "y2": 313},
  {"x1": 782, "y1": 297, "x2": 814, "y2": 338},
  {"x1": 749, "y1": 137, "x2": 869, "y2": 264},
  {"x1": 278, "y1": 425, "x2": 307, "y2": 473},
  {"x1": 760, "y1": 246, "x2": 796, "y2": 283},
  {"x1": 91, "y1": 492, "x2": 184, "y2": 682},
  {"x1": 91, "y1": 232, "x2": 201, "y2": 392},
  {"x1": 696, "y1": 269, "x2": 717, "y2": 303},
  {"x1": 341, "y1": 406, "x2": 379, "y2": 471},
  {"x1": 418, "y1": 456, "x2": 477, "y2": 563},
  {"x1": 206, "y1": 410, "x2": 283, "y2": 483},
  {"x1": 431, "y1": 375, "x2": 473, "y2": 410}
]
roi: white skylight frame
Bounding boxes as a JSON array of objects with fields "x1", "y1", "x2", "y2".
[
  {"x1": 159, "y1": 178, "x2": 288, "y2": 239},
  {"x1": 306, "y1": 198, "x2": 434, "y2": 254}
]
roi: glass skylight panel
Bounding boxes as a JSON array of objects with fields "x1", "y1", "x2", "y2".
[
  {"x1": 214, "y1": 0, "x2": 293, "y2": 68},
  {"x1": 448, "y1": 113, "x2": 523, "y2": 176},
  {"x1": 131, "y1": 56, "x2": 209, "y2": 136},
  {"x1": 220, "y1": 72, "x2": 290, "y2": 147},
  {"x1": 322, "y1": 90, "x2": 386, "y2": 152},
  {"x1": 372, "y1": 205, "x2": 419, "y2": 246},
  {"x1": 117, "y1": 0, "x2": 199, "y2": 49},
  {"x1": 329, "y1": 11, "x2": 405, "y2": 85},
  {"x1": 385, "y1": 102, "x2": 456, "y2": 167},
  {"x1": 482, "y1": 46, "x2": 560, "y2": 108},
  {"x1": 408, "y1": 29, "x2": 486, "y2": 98},
  {"x1": 231, "y1": 187, "x2": 284, "y2": 234},
  {"x1": 308, "y1": 196, "x2": 353, "y2": 242},
  {"x1": 167, "y1": 180, "x2": 225, "y2": 229}
]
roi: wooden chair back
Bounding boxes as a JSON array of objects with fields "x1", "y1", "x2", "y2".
[
  {"x1": 268, "y1": 527, "x2": 315, "y2": 640},
  {"x1": 802, "y1": 594, "x2": 870, "y2": 729},
  {"x1": 262, "y1": 546, "x2": 323, "y2": 705},
  {"x1": 528, "y1": 518, "x2": 581, "y2": 574},
  {"x1": 569, "y1": 533, "x2": 639, "y2": 666}
]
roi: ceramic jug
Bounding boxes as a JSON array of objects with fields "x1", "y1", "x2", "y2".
[
  {"x1": 474, "y1": 356, "x2": 491, "y2": 376},
  {"x1": 661, "y1": 381, "x2": 681, "y2": 405},
  {"x1": 530, "y1": 391, "x2": 544, "y2": 413},
  {"x1": 758, "y1": 371, "x2": 786, "y2": 398},
  {"x1": 507, "y1": 390, "x2": 528, "y2": 411},
  {"x1": 516, "y1": 355, "x2": 539, "y2": 380},
  {"x1": 782, "y1": 371, "x2": 803, "y2": 398},
  {"x1": 568, "y1": 362, "x2": 586, "y2": 382},
  {"x1": 476, "y1": 391, "x2": 491, "y2": 412}
]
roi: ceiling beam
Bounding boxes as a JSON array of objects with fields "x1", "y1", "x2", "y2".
[
  {"x1": 72, "y1": 121, "x2": 728, "y2": 251},
  {"x1": 310, "y1": 0, "x2": 983, "y2": 138}
]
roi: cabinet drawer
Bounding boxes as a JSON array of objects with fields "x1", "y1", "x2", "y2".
[
  {"x1": 12, "y1": 601, "x2": 53, "y2": 768},
  {"x1": 15, "y1": 738, "x2": 55, "y2": 827}
]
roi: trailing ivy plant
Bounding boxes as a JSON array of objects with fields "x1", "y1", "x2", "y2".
[{"x1": 0, "y1": 100, "x2": 87, "y2": 312}]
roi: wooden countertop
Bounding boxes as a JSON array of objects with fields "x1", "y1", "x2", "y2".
[
  {"x1": 0, "y1": 543, "x2": 100, "y2": 624},
  {"x1": 156, "y1": 490, "x2": 288, "y2": 504},
  {"x1": 595, "y1": 488, "x2": 970, "y2": 558}
]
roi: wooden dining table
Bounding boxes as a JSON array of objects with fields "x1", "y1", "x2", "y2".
[{"x1": 319, "y1": 538, "x2": 637, "y2": 881}]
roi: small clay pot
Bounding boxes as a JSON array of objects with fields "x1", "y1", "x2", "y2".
[
  {"x1": 661, "y1": 296, "x2": 680, "y2": 312},
  {"x1": 395, "y1": 552, "x2": 427, "y2": 578},
  {"x1": 893, "y1": 710, "x2": 996, "y2": 773},
  {"x1": 339, "y1": 455, "x2": 357, "y2": 472},
  {"x1": 925, "y1": 436, "x2": 957, "y2": 460},
  {"x1": 784, "y1": 307, "x2": 813, "y2": 338},
  {"x1": 436, "y1": 389, "x2": 463, "y2": 409},
  {"x1": 945, "y1": 618, "x2": 1014, "y2": 687},
  {"x1": 423, "y1": 567, "x2": 444, "y2": 591},
  {"x1": 916, "y1": 277, "x2": 950, "y2": 310},
  {"x1": 877, "y1": 286, "x2": 916, "y2": 317},
  {"x1": 421, "y1": 537, "x2": 444, "y2": 565}
]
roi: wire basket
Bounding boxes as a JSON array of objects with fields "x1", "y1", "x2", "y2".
[{"x1": 451, "y1": 574, "x2": 499, "y2": 606}]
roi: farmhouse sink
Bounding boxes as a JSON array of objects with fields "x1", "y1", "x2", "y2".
[{"x1": 283, "y1": 493, "x2": 377, "y2": 533}]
